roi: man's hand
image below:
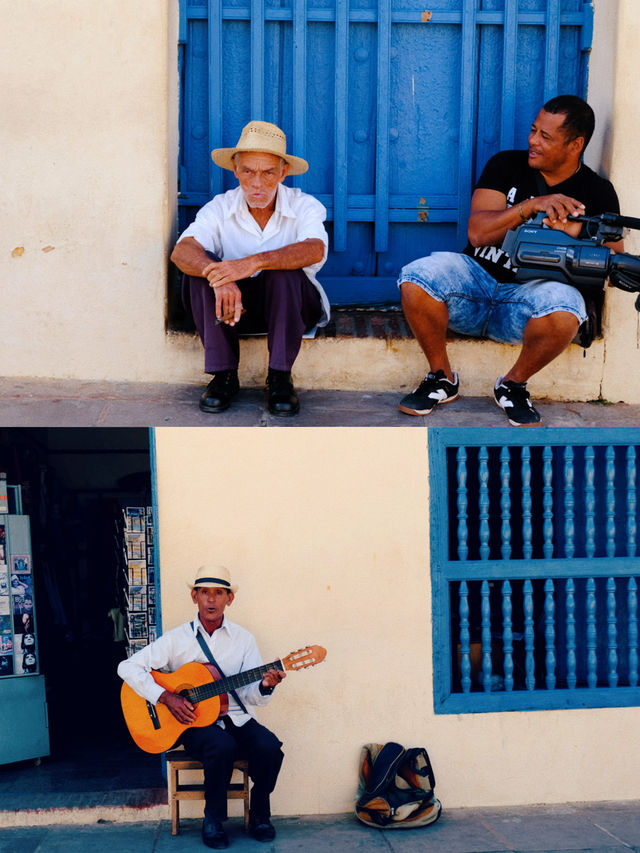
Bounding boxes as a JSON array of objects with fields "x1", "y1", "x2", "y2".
[
  {"x1": 209, "y1": 281, "x2": 244, "y2": 325},
  {"x1": 261, "y1": 668, "x2": 286, "y2": 690},
  {"x1": 204, "y1": 257, "x2": 260, "y2": 288},
  {"x1": 530, "y1": 193, "x2": 585, "y2": 236},
  {"x1": 158, "y1": 690, "x2": 197, "y2": 724},
  {"x1": 203, "y1": 258, "x2": 261, "y2": 325}
]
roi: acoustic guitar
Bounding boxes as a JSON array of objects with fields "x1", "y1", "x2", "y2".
[{"x1": 120, "y1": 644, "x2": 326, "y2": 753}]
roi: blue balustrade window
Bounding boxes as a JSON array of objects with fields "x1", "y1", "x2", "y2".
[{"x1": 428, "y1": 428, "x2": 640, "y2": 714}]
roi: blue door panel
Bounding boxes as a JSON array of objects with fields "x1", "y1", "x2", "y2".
[{"x1": 177, "y1": 0, "x2": 593, "y2": 308}]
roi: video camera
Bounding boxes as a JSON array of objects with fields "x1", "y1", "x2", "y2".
[{"x1": 502, "y1": 212, "x2": 640, "y2": 307}]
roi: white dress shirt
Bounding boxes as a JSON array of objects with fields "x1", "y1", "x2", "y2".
[
  {"x1": 177, "y1": 184, "x2": 331, "y2": 326},
  {"x1": 117, "y1": 615, "x2": 273, "y2": 727}
]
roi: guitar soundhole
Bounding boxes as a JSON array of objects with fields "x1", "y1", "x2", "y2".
[{"x1": 179, "y1": 688, "x2": 194, "y2": 702}]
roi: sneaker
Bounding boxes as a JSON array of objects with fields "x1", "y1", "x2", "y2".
[
  {"x1": 493, "y1": 377, "x2": 541, "y2": 426},
  {"x1": 398, "y1": 370, "x2": 459, "y2": 416}
]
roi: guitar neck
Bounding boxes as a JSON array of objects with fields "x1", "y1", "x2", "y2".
[{"x1": 187, "y1": 660, "x2": 284, "y2": 705}]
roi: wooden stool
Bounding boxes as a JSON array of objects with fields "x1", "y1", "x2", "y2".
[{"x1": 166, "y1": 748, "x2": 250, "y2": 835}]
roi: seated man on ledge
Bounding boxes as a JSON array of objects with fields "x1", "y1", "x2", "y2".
[
  {"x1": 171, "y1": 121, "x2": 329, "y2": 417},
  {"x1": 398, "y1": 95, "x2": 623, "y2": 426},
  {"x1": 118, "y1": 567, "x2": 286, "y2": 849}
]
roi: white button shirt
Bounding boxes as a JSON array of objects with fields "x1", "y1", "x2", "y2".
[
  {"x1": 177, "y1": 184, "x2": 331, "y2": 326},
  {"x1": 117, "y1": 615, "x2": 273, "y2": 727}
]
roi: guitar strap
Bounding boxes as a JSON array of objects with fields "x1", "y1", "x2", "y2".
[{"x1": 194, "y1": 624, "x2": 249, "y2": 715}]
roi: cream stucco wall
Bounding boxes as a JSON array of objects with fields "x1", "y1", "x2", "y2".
[
  {"x1": 1, "y1": 1, "x2": 197, "y2": 382},
  {"x1": 153, "y1": 427, "x2": 640, "y2": 815},
  {"x1": 1, "y1": 0, "x2": 639, "y2": 398}
]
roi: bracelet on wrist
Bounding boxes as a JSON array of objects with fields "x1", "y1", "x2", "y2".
[{"x1": 518, "y1": 203, "x2": 528, "y2": 223}]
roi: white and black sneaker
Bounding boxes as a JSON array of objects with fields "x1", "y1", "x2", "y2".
[
  {"x1": 493, "y1": 377, "x2": 541, "y2": 426},
  {"x1": 398, "y1": 370, "x2": 459, "y2": 416}
]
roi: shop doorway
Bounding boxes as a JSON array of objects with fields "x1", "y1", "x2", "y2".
[{"x1": 0, "y1": 428, "x2": 164, "y2": 800}]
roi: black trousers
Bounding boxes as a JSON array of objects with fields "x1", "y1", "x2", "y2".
[{"x1": 181, "y1": 717, "x2": 284, "y2": 822}]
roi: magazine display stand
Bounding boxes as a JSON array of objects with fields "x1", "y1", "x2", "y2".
[
  {"x1": 0, "y1": 497, "x2": 50, "y2": 765},
  {"x1": 120, "y1": 506, "x2": 157, "y2": 657}
]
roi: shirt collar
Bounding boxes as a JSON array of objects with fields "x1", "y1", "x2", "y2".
[
  {"x1": 274, "y1": 185, "x2": 296, "y2": 219},
  {"x1": 227, "y1": 184, "x2": 295, "y2": 223},
  {"x1": 193, "y1": 613, "x2": 231, "y2": 637}
]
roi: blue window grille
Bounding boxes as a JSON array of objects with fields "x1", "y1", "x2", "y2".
[
  {"x1": 175, "y1": 0, "x2": 594, "y2": 312},
  {"x1": 429, "y1": 428, "x2": 640, "y2": 714}
]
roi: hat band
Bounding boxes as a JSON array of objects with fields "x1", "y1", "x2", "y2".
[{"x1": 194, "y1": 576, "x2": 231, "y2": 588}]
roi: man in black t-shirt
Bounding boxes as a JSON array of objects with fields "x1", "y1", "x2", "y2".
[{"x1": 397, "y1": 95, "x2": 623, "y2": 426}]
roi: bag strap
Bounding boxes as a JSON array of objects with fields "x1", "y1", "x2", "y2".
[{"x1": 194, "y1": 623, "x2": 249, "y2": 715}]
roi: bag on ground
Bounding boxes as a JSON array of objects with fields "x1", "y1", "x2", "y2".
[{"x1": 355, "y1": 741, "x2": 442, "y2": 829}]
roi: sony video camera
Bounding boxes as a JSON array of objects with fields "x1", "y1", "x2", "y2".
[{"x1": 502, "y1": 211, "x2": 640, "y2": 306}]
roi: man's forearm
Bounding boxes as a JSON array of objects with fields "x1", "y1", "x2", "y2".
[
  {"x1": 252, "y1": 238, "x2": 325, "y2": 272},
  {"x1": 171, "y1": 236, "x2": 324, "y2": 281},
  {"x1": 170, "y1": 237, "x2": 214, "y2": 277},
  {"x1": 468, "y1": 205, "x2": 533, "y2": 248},
  {"x1": 468, "y1": 192, "x2": 586, "y2": 248}
]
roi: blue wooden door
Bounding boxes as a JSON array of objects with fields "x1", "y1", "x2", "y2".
[{"x1": 177, "y1": 0, "x2": 593, "y2": 307}]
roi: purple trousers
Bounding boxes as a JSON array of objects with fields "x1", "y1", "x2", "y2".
[{"x1": 183, "y1": 255, "x2": 323, "y2": 373}]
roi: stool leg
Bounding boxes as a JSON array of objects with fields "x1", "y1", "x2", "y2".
[
  {"x1": 243, "y1": 768, "x2": 250, "y2": 830},
  {"x1": 171, "y1": 766, "x2": 179, "y2": 835}
]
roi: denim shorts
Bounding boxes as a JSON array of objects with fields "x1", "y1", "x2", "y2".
[{"x1": 398, "y1": 252, "x2": 587, "y2": 345}]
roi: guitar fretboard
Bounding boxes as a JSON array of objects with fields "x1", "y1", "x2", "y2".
[{"x1": 185, "y1": 659, "x2": 284, "y2": 705}]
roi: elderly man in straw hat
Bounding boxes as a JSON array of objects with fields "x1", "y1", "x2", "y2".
[
  {"x1": 118, "y1": 567, "x2": 286, "y2": 849},
  {"x1": 171, "y1": 121, "x2": 329, "y2": 417}
]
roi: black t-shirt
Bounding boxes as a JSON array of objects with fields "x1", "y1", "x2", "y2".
[{"x1": 463, "y1": 150, "x2": 620, "y2": 283}]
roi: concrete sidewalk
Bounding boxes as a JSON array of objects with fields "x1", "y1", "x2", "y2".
[
  {"x1": 2, "y1": 377, "x2": 640, "y2": 428},
  {"x1": 2, "y1": 802, "x2": 640, "y2": 853}
]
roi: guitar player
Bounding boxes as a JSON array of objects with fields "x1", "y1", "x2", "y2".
[{"x1": 117, "y1": 567, "x2": 286, "y2": 850}]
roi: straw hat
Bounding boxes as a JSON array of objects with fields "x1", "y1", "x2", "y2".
[
  {"x1": 211, "y1": 121, "x2": 309, "y2": 175},
  {"x1": 189, "y1": 565, "x2": 238, "y2": 594}
]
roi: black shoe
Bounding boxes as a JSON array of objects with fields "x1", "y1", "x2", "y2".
[
  {"x1": 398, "y1": 370, "x2": 459, "y2": 416},
  {"x1": 199, "y1": 370, "x2": 240, "y2": 413},
  {"x1": 250, "y1": 817, "x2": 276, "y2": 843},
  {"x1": 494, "y1": 377, "x2": 542, "y2": 426},
  {"x1": 266, "y1": 368, "x2": 299, "y2": 417},
  {"x1": 202, "y1": 816, "x2": 229, "y2": 849}
]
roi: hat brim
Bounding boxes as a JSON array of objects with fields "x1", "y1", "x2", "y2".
[{"x1": 211, "y1": 147, "x2": 309, "y2": 176}]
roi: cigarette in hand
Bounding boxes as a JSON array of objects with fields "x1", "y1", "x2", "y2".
[{"x1": 214, "y1": 308, "x2": 247, "y2": 326}]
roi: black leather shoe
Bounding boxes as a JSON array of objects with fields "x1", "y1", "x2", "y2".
[
  {"x1": 202, "y1": 816, "x2": 228, "y2": 849},
  {"x1": 266, "y1": 368, "x2": 299, "y2": 417},
  {"x1": 199, "y1": 370, "x2": 240, "y2": 413},
  {"x1": 250, "y1": 817, "x2": 276, "y2": 842}
]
